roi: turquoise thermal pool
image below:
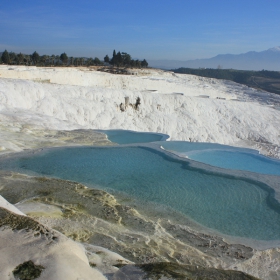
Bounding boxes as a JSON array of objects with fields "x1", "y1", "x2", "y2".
[
  {"x1": 1, "y1": 145, "x2": 280, "y2": 241},
  {"x1": 96, "y1": 129, "x2": 169, "y2": 144},
  {"x1": 161, "y1": 141, "x2": 280, "y2": 176}
]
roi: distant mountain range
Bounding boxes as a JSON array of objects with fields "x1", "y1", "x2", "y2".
[{"x1": 149, "y1": 47, "x2": 280, "y2": 71}]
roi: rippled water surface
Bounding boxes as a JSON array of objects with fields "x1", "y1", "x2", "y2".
[{"x1": 2, "y1": 146, "x2": 280, "y2": 240}]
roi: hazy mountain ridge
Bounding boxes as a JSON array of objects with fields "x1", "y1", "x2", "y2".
[{"x1": 149, "y1": 47, "x2": 280, "y2": 71}]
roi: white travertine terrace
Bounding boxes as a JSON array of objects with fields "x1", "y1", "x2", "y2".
[
  {"x1": 0, "y1": 65, "x2": 280, "y2": 157},
  {"x1": 0, "y1": 66, "x2": 280, "y2": 280}
]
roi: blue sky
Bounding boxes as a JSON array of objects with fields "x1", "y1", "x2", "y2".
[{"x1": 1, "y1": 0, "x2": 280, "y2": 60}]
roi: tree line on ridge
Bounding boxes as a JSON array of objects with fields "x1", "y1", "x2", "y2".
[
  {"x1": 0, "y1": 49, "x2": 148, "y2": 68},
  {"x1": 104, "y1": 50, "x2": 148, "y2": 68}
]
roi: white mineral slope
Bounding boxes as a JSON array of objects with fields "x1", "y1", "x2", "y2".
[
  {"x1": 0, "y1": 65, "x2": 280, "y2": 158},
  {"x1": 0, "y1": 195, "x2": 106, "y2": 280},
  {"x1": 0, "y1": 195, "x2": 25, "y2": 216}
]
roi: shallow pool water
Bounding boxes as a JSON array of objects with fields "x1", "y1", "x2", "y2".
[
  {"x1": 2, "y1": 146, "x2": 280, "y2": 240},
  {"x1": 97, "y1": 130, "x2": 169, "y2": 144},
  {"x1": 161, "y1": 141, "x2": 280, "y2": 176}
]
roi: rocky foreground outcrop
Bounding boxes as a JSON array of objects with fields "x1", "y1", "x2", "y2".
[{"x1": 0, "y1": 171, "x2": 274, "y2": 280}]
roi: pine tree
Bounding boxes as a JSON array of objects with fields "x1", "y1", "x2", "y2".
[
  {"x1": 1, "y1": 50, "x2": 10, "y2": 64},
  {"x1": 60, "y1": 52, "x2": 68, "y2": 65},
  {"x1": 104, "y1": 55, "x2": 110, "y2": 63},
  {"x1": 93, "y1": 57, "x2": 101, "y2": 65},
  {"x1": 40, "y1": 55, "x2": 49, "y2": 65},
  {"x1": 111, "y1": 50, "x2": 117, "y2": 65},
  {"x1": 122, "y1": 52, "x2": 131, "y2": 66},
  {"x1": 32, "y1": 51, "x2": 40, "y2": 65},
  {"x1": 87, "y1": 58, "x2": 93, "y2": 66},
  {"x1": 16, "y1": 53, "x2": 24, "y2": 64},
  {"x1": 130, "y1": 60, "x2": 136, "y2": 68},
  {"x1": 141, "y1": 59, "x2": 148, "y2": 68},
  {"x1": 50, "y1": 55, "x2": 55, "y2": 65},
  {"x1": 136, "y1": 59, "x2": 141, "y2": 68},
  {"x1": 9, "y1": 52, "x2": 16, "y2": 64},
  {"x1": 116, "y1": 51, "x2": 123, "y2": 66}
]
